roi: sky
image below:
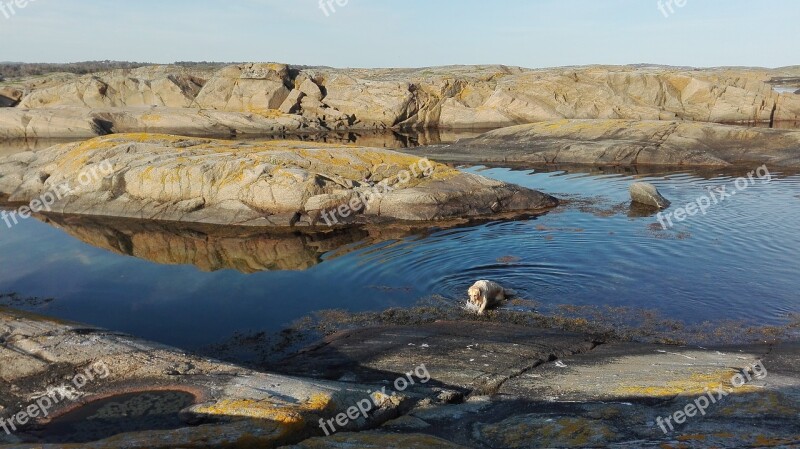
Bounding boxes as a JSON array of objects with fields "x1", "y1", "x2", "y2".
[{"x1": 1, "y1": 0, "x2": 798, "y2": 69}]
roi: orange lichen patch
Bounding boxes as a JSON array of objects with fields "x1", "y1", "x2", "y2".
[
  {"x1": 305, "y1": 393, "x2": 334, "y2": 412},
  {"x1": 677, "y1": 434, "x2": 707, "y2": 442},
  {"x1": 752, "y1": 435, "x2": 800, "y2": 447},
  {"x1": 666, "y1": 75, "x2": 693, "y2": 92},
  {"x1": 659, "y1": 443, "x2": 690, "y2": 449},
  {"x1": 44, "y1": 133, "x2": 461, "y2": 194},
  {"x1": 523, "y1": 119, "x2": 634, "y2": 137},
  {"x1": 139, "y1": 113, "x2": 162, "y2": 122},
  {"x1": 192, "y1": 393, "x2": 334, "y2": 426},
  {"x1": 614, "y1": 371, "x2": 738, "y2": 398},
  {"x1": 53, "y1": 134, "x2": 211, "y2": 171},
  {"x1": 712, "y1": 432, "x2": 734, "y2": 439},
  {"x1": 194, "y1": 399, "x2": 304, "y2": 424},
  {"x1": 457, "y1": 85, "x2": 477, "y2": 102},
  {"x1": 246, "y1": 107, "x2": 285, "y2": 118}
]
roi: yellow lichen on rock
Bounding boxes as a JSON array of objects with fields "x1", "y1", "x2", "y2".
[
  {"x1": 0, "y1": 132, "x2": 558, "y2": 226},
  {"x1": 193, "y1": 393, "x2": 331, "y2": 421},
  {"x1": 195, "y1": 399, "x2": 304, "y2": 424},
  {"x1": 614, "y1": 371, "x2": 739, "y2": 397}
]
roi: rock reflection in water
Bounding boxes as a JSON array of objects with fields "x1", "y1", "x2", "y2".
[
  {"x1": 0, "y1": 128, "x2": 486, "y2": 158},
  {"x1": 39, "y1": 214, "x2": 420, "y2": 273}
]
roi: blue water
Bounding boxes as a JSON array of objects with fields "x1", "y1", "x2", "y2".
[{"x1": 1, "y1": 166, "x2": 798, "y2": 349}]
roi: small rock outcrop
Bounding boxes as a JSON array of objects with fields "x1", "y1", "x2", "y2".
[
  {"x1": 426, "y1": 120, "x2": 800, "y2": 167},
  {"x1": 0, "y1": 87, "x2": 23, "y2": 107},
  {"x1": 194, "y1": 63, "x2": 290, "y2": 112},
  {"x1": 629, "y1": 182, "x2": 670, "y2": 209},
  {"x1": 0, "y1": 134, "x2": 558, "y2": 227}
]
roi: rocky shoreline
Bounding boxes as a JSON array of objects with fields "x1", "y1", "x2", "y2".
[
  {"x1": 2, "y1": 63, "x2": 800, "y2": 448},
  {"x1": 2, "y1": 63, "x2": 800, "y2": 139},
  {"x1": 420, "y1": 119, "x2": 800, "y2": 167},
  {"x1": 1, "y1": 309, "x2": 798, "y2": 448}
]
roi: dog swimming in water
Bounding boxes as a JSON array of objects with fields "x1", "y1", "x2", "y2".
[{"x1": 467, "y1": 280, "x2": 507, "y2": 315}]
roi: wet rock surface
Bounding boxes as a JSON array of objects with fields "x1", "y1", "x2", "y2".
[
  {"x1": 1, "y1": 311, "x2": 798, "y2": 448},
  {"x1": 277, "y1": 321, "x2": 598, "y2": 395},
  {"x1": 423, "y1": 119, "x2": 800, "y2": 168},
  {"x1": 629, "y1": 182, "x2": 671, "y2": 209},
  {"x1": 277, "y1": 324, "x2": 800, "y2": 449},
  {"x1": 0, "y1": 134, "x2": 558, "y2": 227}
]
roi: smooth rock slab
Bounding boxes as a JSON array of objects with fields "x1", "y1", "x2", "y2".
[
  {"x1": 426, "y1": 119, "x2": 800, "y2": 167},
  {"x1": 0, "y1": 107, "x2": 319, "y2": 139},
  {"x1": 0, "y1": 134, "x2": 558, "y2": 227},
  {"x1": 475, "y1": 415, "x2": 619, "y2": 449},
  {"x1": 277, "y1": 321, "x2": 597, "y2": 394}
]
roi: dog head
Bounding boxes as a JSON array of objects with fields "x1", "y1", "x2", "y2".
[{"x1": 468, "y1": 286, "x2": 483, "y2": 305}]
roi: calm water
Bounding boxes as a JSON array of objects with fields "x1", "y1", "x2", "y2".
[{"x1": 1, "y1": 166, "x2": 798, "y2": 350}]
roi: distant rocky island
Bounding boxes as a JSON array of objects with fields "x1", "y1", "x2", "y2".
[{"x1": 1, "y1": 63, "x2": 799, "y2": 139}]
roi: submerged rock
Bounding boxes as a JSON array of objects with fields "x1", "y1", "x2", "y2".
[
  {"x1": 629, "y1": 182, "x2": 670, "y2": 209},
  {"x1": 426, "y1": 119, "x2": 800, "y2": 167},
  {"x1": 0, "y1": 134, "x2": 558, "y2": 227}
]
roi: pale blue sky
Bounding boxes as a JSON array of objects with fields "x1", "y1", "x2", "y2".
[{"x1": 2, "y1": 0, "x2": 798, "y2": 68}]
